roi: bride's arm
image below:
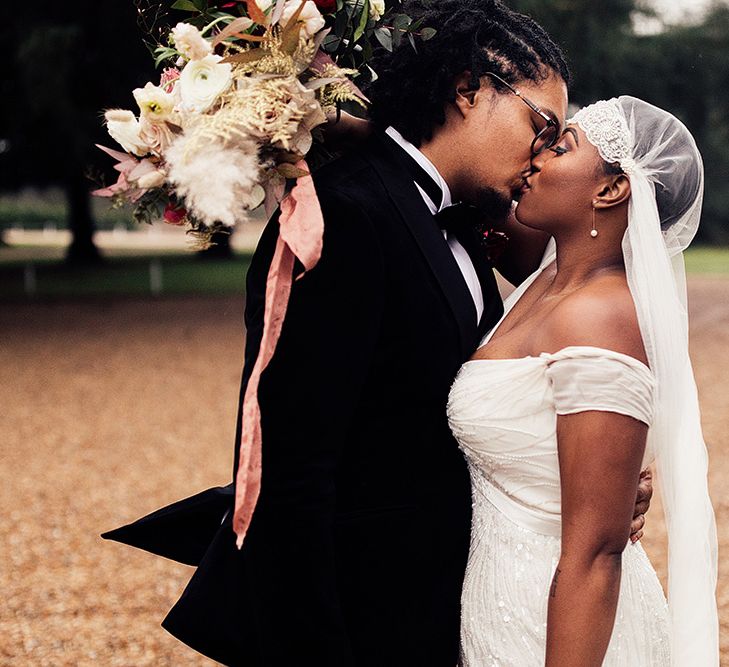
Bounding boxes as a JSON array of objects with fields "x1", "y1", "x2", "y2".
[
  {"x1": 546, "y1": 410, "x2": 648, "y2": 666},
  {"x1": 544, "y1": 282, "x2": 650, "y2": 666}
]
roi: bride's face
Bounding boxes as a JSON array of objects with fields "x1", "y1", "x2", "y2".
[{"x1": 514, "y1": 124, "x2": 609, "y2": 232}]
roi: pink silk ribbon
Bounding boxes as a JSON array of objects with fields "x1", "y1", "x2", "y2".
[{"x1": 233, "y1": 160, "x2": 324, "y2": 549}]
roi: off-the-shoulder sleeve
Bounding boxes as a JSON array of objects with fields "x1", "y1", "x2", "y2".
[{"x1": 541, "y1": 346, "x2": 655, "y2": 426}]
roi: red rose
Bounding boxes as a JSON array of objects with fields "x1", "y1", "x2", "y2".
[
  {"x1": 164, "y1": 202, "x2": 187, "y2": 226},
  {"x1": 313, "y1": 0, "x2": 336, "y2": 13}
]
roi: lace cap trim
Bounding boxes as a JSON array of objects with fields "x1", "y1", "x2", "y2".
[{"x1": 568, "y1": 99, "x2": 636, "y2": 175}]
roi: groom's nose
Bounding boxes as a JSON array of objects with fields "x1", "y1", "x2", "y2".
[
  {"x1": 524, "y1": 159, "x2": 541, "y2": 179},
  {"x1": 528, "y1": 150, "x2": 549, "y2": 174}
]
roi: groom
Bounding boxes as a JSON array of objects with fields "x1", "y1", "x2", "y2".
[{"x1": 104, "y1": 1, "x2": 651, "y2": 665}]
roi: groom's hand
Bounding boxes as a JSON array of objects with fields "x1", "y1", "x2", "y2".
[{"x1": 630, "y1": 468, "x2": 653, "y2": 543}]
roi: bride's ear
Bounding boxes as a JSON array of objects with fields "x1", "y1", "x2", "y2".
[{"x1": 594, "y1": 174, "x2": 631, "y2": 210}]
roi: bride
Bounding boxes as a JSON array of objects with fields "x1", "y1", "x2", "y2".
[{"x1": 448, "y1": 97, "x2": 719, "y2": 665}]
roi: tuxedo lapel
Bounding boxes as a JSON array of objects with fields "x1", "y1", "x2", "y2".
[
  {"x1": 454, "y1": 226, "x2": 505, "y2": 342},
  {"x1": 365, "y1": 135, "x2": 478, "y2": 357}
]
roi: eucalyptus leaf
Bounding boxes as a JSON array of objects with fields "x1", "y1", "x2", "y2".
[
  {"x1": 171, "y1": 0, "x2": 200, "y2": 11},
  {"x1": 374, "y1": 27, "x2": 392, "y2": 51},
  {"x1": 420, "y1": 27, "x2": 437, "y2": 41},
  {"x1": 392, "y1": 13, "x2": 411, "y2": 30},
  {"x1": 322, "y1": 34, "x2": 342, "y2": 51}
]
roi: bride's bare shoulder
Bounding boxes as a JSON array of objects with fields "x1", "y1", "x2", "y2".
[{"x1": 544, "y1": 272, "x2": 649, "y2": 365}]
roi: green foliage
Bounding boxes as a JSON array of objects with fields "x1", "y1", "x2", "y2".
[{"x1": 0, "y1": 253, "x2": 253, "y2": 299}]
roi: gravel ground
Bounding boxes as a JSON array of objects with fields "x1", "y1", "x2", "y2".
[{"x1": 2, "y1": 276, "x2": 728, "y2": 665}]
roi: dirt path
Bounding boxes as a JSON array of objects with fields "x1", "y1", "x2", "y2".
[{"x1": 1, "y1": 276, "x2": 728, "y2": 665}]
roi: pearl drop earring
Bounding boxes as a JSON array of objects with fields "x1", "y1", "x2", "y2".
[{"x1": 591, "y1": 206, "x2": 599, "y2": 238}]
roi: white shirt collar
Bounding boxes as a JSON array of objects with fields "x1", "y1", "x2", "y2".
[{"x1": 385, "y1": 126, "x2": 453, "y2": 213}]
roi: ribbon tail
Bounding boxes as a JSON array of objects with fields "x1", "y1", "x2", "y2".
[
  {"x1": 232, "y1": 161, "x2": 324, "y2": 550},
  {"x1": 233, "y1": 236, "x2": 296, "y2": 549}
]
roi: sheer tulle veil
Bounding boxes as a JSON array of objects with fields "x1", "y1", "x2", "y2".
[{"x1": 570, "y1": 96, "x2": 719, "y2": 665}]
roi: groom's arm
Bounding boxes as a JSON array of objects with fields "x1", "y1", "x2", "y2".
[{"x1": 238, "y1": 187, "x2": 384, "y2": 665}]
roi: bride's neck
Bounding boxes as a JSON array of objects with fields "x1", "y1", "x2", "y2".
[{"x1": 549, "y1": 229, "x2": 625, "y2": 293}]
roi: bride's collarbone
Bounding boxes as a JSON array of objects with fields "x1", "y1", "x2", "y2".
[
  {"x1": 473, "y1": 317, "x2": 551, "y2": 361},
  {"x1": 473, "y1": 285, "x2": 580, "y2": 361}
]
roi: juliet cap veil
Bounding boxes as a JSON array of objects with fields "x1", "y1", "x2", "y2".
[{"x1": 570, "y1": 96, "x2": 719, "y2": 665}]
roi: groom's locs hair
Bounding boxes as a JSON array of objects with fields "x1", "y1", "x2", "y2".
[{"x1": 369, "y1": 0, "x2": 570, "y2": 146}]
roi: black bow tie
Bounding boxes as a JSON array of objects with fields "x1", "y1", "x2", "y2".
[{"x1": 434, "y1": 203, "x2": 482, "y2": 235}]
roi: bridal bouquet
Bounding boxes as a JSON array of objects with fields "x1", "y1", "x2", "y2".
[
  {"x1": 94, "y1": 0, "x2": 430, "y2": 245},
  {"x1": 95, "y1": 0, "x2": 434, "y2": 549}
]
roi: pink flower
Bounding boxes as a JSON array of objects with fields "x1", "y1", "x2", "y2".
[
  {"x1": 92, "y1": 144, "x2": 160, "y2": 203},
  {"x1": 160, "y1": 68, "x2": 181, "y2": 94}
]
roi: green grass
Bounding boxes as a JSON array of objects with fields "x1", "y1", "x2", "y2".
[
  {"x1": 0, "y1": 188, "x2": 136, "y2": 231},
  {"x1": 0, "y1": 253, "x2": 252, "y2": 299},
  {"x1": 0, "y1": 245, "x2": 726, "y2": 301},
  {"x1": 683, "y1": 247, "x2": 729, "y2": 274}
]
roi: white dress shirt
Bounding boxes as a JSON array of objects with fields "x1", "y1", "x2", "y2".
[{"x1": 385, "y1": 127, "x2": 485, "y2": 322}]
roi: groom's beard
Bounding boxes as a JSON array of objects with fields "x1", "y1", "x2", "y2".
[{"x1": 473, "y1": 186, "x2": 513, "y2": 226}]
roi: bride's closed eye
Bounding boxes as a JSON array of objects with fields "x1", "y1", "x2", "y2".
[
  {"x1": 548, "y1": 127, "x2": 579, "y2": 156},
  {"x1": 548, "y1": 129, "x2": 577, "y2": 156}
]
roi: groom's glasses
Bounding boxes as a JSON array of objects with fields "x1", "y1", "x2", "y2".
[{"x1": 485, "y1": 72, "x2": 560, "y2": 156}]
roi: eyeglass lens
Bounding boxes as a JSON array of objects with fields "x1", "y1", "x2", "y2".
[{"x1": 531, "y1": 123, "x2": 558, "y2": 155}]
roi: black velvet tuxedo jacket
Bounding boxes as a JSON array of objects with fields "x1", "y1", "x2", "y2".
[{"x1": 102, "y1": 134, "x2": 504, "y2": 666}]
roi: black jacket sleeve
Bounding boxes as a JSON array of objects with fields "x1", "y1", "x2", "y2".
[{"x1": 236, "y1": 187, "x2": 385, "y2": 665}]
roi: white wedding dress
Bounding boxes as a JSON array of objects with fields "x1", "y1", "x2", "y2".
[{"x1": 448, "y1": 252, "x2": 670, "y2": 666}]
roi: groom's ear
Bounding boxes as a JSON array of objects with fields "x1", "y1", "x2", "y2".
[
  {"x1": 594, "y1": 174, "x2": 631, "y2": 210},
  {"x1": 453, "y1": 71, "x2": 484, "y2": 118}
]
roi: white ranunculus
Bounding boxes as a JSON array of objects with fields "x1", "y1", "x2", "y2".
[
  {"x1": 369, "y1": 0, "x2": 385, "y2": 21},
  {"x1": 133, "y1": 82, "x2": 177, "y2": 122},
  {"x1": 104, "y1": 109, "x2": 150, "y2": 156},
  {"x1": 256, "y1": 0, "x2": 273, "y2": 11},
  {"x1": 280, "y1": 1, "x2": 326, "y2": 38},
  {"x1": 171, "y1": 22, "x2": 213, "y2": 61},
  {"x1": 178, "y1": 55, "x2": 233, "y2": 113}
]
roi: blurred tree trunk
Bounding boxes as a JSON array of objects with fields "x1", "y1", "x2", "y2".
[
  {"x1": 17, "y1": 24, "x2": 103, "y2": 265},
  {"x1": 65, "y1": 170, "x2": 102, "y2": 265}
]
